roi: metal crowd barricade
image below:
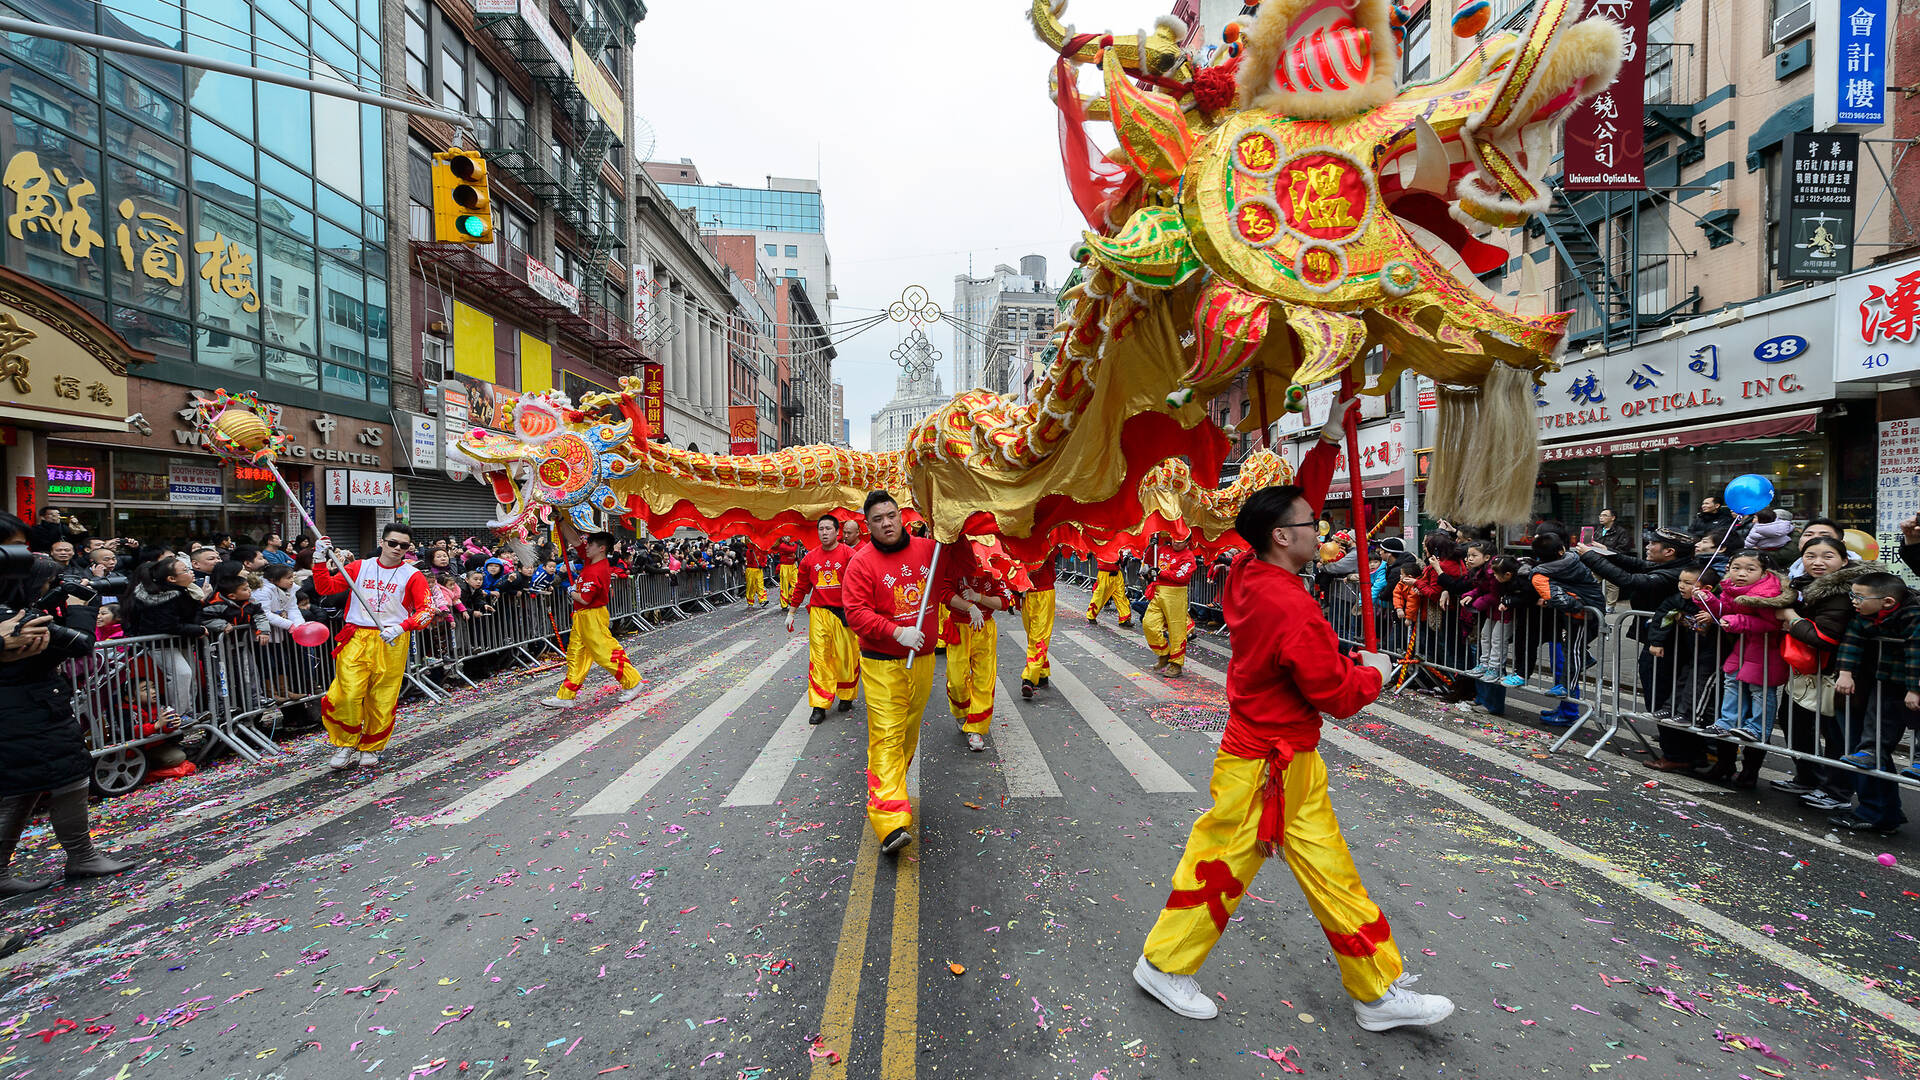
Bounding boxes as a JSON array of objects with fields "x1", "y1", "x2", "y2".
[{"x1": 64, "y1": 563, "x2": 755, "y2": 798}]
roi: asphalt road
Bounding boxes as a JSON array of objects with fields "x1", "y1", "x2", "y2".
[{"x1": 2, "y1": 588, "x2": 1916, "y2": 1080}]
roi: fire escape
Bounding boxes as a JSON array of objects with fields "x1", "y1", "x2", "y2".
[
  {"x1": 411, "y1": 0, "x2": 645, "y2": 370},
  {"x1": 1529, "y1": 30, "x2": 1706, "y2": 350}
]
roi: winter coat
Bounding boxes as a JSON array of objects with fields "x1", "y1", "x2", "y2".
[
  {"x1": 123, "y1": 582, "x2": 207, "y2": 640},
  {"x1": 1579, "y1": 550, "x2": 1689, "y2": 615},
  {"x1": 255, "y1": 580, "x2": 306, "y2": 642},
  {"x1": 1529, "y1": 553, "x2": 1606, "y2": 613},
  {"x1": 199, "y1": 594, "x2": 268, "y2": 637},
  {"x1": 1734, "y1": 560, "x2": 1885, "y2": 676},
  {"x1": 1644, "y1": 591, "x2": 1697, "y2": 649},
  {"x1": 1696, "y1": 572, "x2": 1789, "y2": 686},
  {"x1": 1743, "y1": 517, "x2": 1794, "y2": 551},
  {"x1": 0, "y1": 672, "x2": 89, "y2": 796},
  {"x1": 1391, "y1": 580, "x2": 1424, "y2": 621}
]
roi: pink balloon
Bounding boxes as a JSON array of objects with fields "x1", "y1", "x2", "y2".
[{"x1": 290, "y1": 621, "x2": 331, "y2": 648}]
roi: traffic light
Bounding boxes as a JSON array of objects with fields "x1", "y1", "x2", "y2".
[{"x1": 432, "y1": 149, "x2": 493, "y2": 244}]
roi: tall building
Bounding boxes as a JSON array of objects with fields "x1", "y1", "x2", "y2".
[
  {"x1": 870, "y1": 341, "x2": 946, "y2": 454},
  {"x1": 830, "y1": 382, "x2": 848, "y2": 446},
  {"x1": 951, "y1": 257, "x2": 1057, "y2": 394},
  {"x1": 631, "y1": 170, "x2": 739, "y2": 454},
  {"x1": 775, "y1": 279, "x2": 833, "y2": 447},
  {"x1": 704, "y1": 234, "x2": 780, "y2": 453},
  {"x1": 645, "y1": 160, "x2": 835, "y2": 320}
]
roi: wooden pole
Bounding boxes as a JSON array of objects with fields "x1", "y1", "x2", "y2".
[{"x1": 1339, "y1": 373, "x2": 1376, "y2": 652}]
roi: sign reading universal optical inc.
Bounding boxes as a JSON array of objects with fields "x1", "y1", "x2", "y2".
[
  {"x1": 1562, "y1": 0, "x2": 1650, "y2": 189},
  {"x1": 1835, "y1": 255, "x2": 1920, "y2": 383},
  {"x1": 1537, "y1": 290, "x2": 1836, "y2": 446}
]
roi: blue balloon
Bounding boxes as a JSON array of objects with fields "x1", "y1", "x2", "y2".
[{"x1": 1723, "y1": 473, "x2": 1774, "y2": 516}]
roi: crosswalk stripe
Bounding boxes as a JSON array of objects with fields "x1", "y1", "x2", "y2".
[
  {"x1": 990, "y1": 677, "x2": 1063, "y2": 797},
  {"x1": 435, "y1": 638, "x2": 758, "y2": 824},
  {"x1": 575, "y1": 638, "x2": 807, "y2": 816},
  {"x1": 1042, "y1": 655, "x2": 1193, "y2": 793},
  {"x1": 1063, "y1": 630, "x2": 1174, "y2": 699},
  {"x1": 1188, "y1": 634, "x2": 1230, "y2": 659},
  {"x1": 723, "y1": 697, "x2": 818, "y2": 806},
  {"x1": 1361, "y1": 702, "x2": 1606, "y2": 792}
]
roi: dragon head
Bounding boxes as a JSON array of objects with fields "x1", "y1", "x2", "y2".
[{"x1": 450, "y1": 392, "x2": 640, "y2": 541}]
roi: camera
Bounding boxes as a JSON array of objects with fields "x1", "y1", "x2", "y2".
[
  {"x1": 0, "y1": 544, "x2": 33, "y2": 577},
  {"x1": 0, "y1": 580, "x2": 99, "y2": 662}
]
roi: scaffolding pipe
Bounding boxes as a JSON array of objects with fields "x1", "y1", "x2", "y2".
[{"x1": 0, "y1": 15, "x2": 474, "y2": 130}]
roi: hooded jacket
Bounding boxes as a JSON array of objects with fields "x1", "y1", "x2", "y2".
[
  {"x1": 1530, "y1": 552, "x2": 1606, "y2": 613},
  {"x1": 1737, "y1": 560, "x2": 1885, "y2": 675},
  {"x1": 123, "y1": 581, "x2": 207, "y2": 639},
  {"x1": 1696, "y1": 571, "x2": 1789, "y2": 686},
  {"x1": 1579, "y1": 549, "x2": 1689, "y2": 614}
]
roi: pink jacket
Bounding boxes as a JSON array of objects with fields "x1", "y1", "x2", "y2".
[{"x1": 1698, "y1": 573, "x2": 1789, "y2": 687}]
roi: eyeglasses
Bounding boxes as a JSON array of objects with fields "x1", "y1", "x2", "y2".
[
  {"x1": 385, "y1": 539, "x2": 413, "y2": 550},
  {"x1": 1273, "y1": 520, "x2": 1318, "y2": 530},
  {"x1": 1849, "y1": 593, "x2": 1881, "y2": 604}
]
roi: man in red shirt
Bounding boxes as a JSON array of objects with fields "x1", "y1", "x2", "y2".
[
  {"x1": 311, "y1": 523, "x2": 435, "y2": 769},
  {"x1": 1085, "y1": 546, "x2": 1134, "y2": 627},
  {"x1": 1133, "y1": 400, "x2": 1453, "y2": 1034},
  {"x1": 844, "y1": 490, "x2": 956, "y2": 856},
  {"x1": 1144, "y1": 526, "x2": 1199, "y2": 677},
  {"x1": 774, "y1": 535, "x2": 803, "y2": 611},
  {"x1": 742, "y1": 540, "x2": 770, "y2": 606},
  {"x1": 1019, "y1": 547, "x2": 1060, "y2": 699},
  {"x1": 542, "y1": 522, "x2": 644, "y2": 710},
  {"x1": 944, "y1": 546, "x2": 1012, "y2": 752},
  {"x1": 789, "y1": 515, "x2": 859, "y2": 725}
]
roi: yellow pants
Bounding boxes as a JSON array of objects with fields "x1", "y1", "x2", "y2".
[
  {"x1": 744, "y1": 567, "x2": 766, "y2": 605},
  {"x1": 1144, "y1": 749, "x2": 1403, "y2": 1002},
  {"x1": 556, "y1": 606, "x2": 641, "y2": 700},
  {"x1": 1087, "y1": 570, "x2": 1131, "y2": 625},
  {"x1": 321, "y1": 630, "x2": 412, "y2": 753},
  {"x1": 778, "y1": 563, "x2": 798, "y2": 608},
  {"x1": 1144, "y1": 586, "x2": 1190, "y2": 669},
  {"x1": 864, "y1": 653, "x2": 934, "y2": 840},
  {"x1": 1021, "y1": 589, "x2": 1055, "y2": 683},
  {"x1": 945, "y1": 620, "x2": 996, "y2": 734},
  {"x1": 806, "y1": 607, "x2": 860, "y2": 707}
]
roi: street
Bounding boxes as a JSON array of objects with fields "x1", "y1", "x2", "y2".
[{"x1": 3, "y1": 589, "x2": 1917, "y2": 1080}]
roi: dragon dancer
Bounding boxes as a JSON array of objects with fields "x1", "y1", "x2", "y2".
[
  {"x1": 774, "y1": 534, "x2": 802, "y2": 610},
  {"x1": 789, "y1": 515, "x2": 860, "y2": 725},
  {"x1": 543, "y1": 519, "x2": 644, "y2": 710},
  {"x1": 1019, "y1": 547, "x2": 1059, "y2": 699},
  {"x1": 1133, "y1": 400, "x2": 1454, "y2": 1033},
  {"x1": 742, "y1": 539, "x2": 769, "y2": 606},
  {"x1": 844, "y1": 491, "x2": 955, "y2": 857},
  {"x1": 1086, "y1": 547, "x2": 1134, "y2": 628},
  {"x1": 312, "y1": 524, "x2": 434, "y2": 770},
  {"x1": 945, "y1": 546, "x2": 1012, "y2": 753},
  {"x1": 1144, "y1": 527, "x2": 1198, "y2": 678}
]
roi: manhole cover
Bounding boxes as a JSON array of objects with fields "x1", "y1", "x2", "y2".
[{"x1": 1145, "y1": 702, "x2": 1229, "y2": 733}]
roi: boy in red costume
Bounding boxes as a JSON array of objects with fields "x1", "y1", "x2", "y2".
[
  {"x1": 843, "y1": 491, "x2": 956, "y2": 857},
  {"x1": 312, "y1": 523, "x2": 434, "y2": 770},
  {"x1": 774, "y1": 535, "x2": 802, "y2": 610},
  {"x1": 944, "y1": 545, "x2": 1013, "y2": 752},
  {"x1": 1133, "y1": 401, "x2": 1453, "y2": 1034},
  {"x1": 1019, "y1": 547, "x2": 1060, "y2": 699},
  {"x1": 542, "y1": 520, "x2": 644, "y2": 710},
  {"x1": 790, "y1": 515, "x2": 859, "y2": 725},
  {"x1": 1144, "y1": 527, "x2": 1198, "y2": 677}
]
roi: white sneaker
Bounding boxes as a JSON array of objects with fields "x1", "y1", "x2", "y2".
[
  {"x1": 966, "y1": 732, "x2": 986, "y2": 753},
  {"x1": 1132, "y1": 954, "x2": 1218, "y2": 1019},
  {"x1": 616, "y1": 684, "x2": 645, "y2": 704},
  {"x1": 539, "y1": 696, "x2": 577, "y2": 710},
  {"x1": 358, "y1": 752, "x2": 381, "y2": 768},
  {"x1": 327, "y1": 747, "x2": 354, "y2": 770},
  {"x1": 1353, "y1": 974, "x2": 1455, "y2": 1032}
]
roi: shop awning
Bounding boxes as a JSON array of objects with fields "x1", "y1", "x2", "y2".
[
  {"x1": 1323, "y1": 480, "x2": 1406, "y2": 502},
  {"x1": 1539, "y1": 408, "x2": 1822, "y2": 462},
  {"x1": 0, "y1": 402, "x2": 134, "y2": 433}
]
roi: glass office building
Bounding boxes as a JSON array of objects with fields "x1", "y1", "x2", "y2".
[
  {"x1": 0, "y1": 0, "x2": 390, "y2": 419},
  {"x1": 657, "y1": 183, "x2": 822, "y2": 233}
]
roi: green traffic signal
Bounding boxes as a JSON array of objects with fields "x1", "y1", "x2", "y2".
[{"x1": 457, "y1": 215, "x2": 487, "y2": 238}]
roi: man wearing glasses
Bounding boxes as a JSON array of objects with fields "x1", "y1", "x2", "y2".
[
  {"x1": 1132, "y1": 400, "x2": 1454, "y2": 1034},
  {"x1": 311, "y1": 523, "x2": 434, "y2": 770}
]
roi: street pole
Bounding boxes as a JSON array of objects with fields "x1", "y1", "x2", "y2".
[
  {"x1": 1401, "y1": 366, "x2": 1421, "y2": 549},
  {"x1": 0, "y1": 16, "x2": 474, "y2": 131}
]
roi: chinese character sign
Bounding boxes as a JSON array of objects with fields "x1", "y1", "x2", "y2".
[
  {"x1": 1878, "y1": 419, "x2": 1920, "y2": 587},
  {"x1": 1563, "y1": 0, "x2": 1649, "y2": 189},
  {"x1": 640, "y1": 362, "x2": 665, "y2": 441},
  {"x1": 1822, "y1": 0, "x2": 1887, "y2": 128},
  {"x1": 1780, "y1": 131, "x2": 1859, "y2": 279}
]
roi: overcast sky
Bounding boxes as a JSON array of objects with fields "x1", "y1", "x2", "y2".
[{"x1": 629, "y1": 0, "x2": 1177, "y2": 450}]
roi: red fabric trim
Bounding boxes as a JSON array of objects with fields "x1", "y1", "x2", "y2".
[
  {"x1": 1256, "y1": 742, "x2": 1297, "y2": 851},
  {"x1": 1163, "y1": 858, "x2": 1245, "y2": 932},
  {"x1": 1323, "y1": 912, "x2": 1393, "y2": 958},
  {"x1": 1055, "y1": 53, "x2": 1134, "y2": 231}
]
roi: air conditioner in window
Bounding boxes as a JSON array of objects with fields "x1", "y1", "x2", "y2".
[{"x1": 1772, "y1": 1, "x2": 1813, "y2": 43}]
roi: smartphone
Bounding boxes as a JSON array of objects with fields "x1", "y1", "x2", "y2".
[{"x1": 1579, "y1": 526, "x2": 1595, "y2": 545}]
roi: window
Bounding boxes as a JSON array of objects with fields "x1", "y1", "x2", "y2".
[
  {"x1": 784, "y1": 244, "x2": 798, "y2": 258},
  {"x1": 502, "y1": 206, "x2": 532, "y2": 253},
  {"x1": 404, "y1": 0, "x2": 429, "y2": 92},
  {"x1": 473, "y1": 63, "x2": 498, "y2": 145},
  {"x1": 297, "y1": 285, "x2": 311, "y2": 316},
  {"x1": 1644, "y1": 7, "x2": 1677, "y2": 105},
  {"x1": 438, "y1": 46, "x2": 465, "y2": 111},
  {"x1": 764, "y1": 243, "x2": 776, "y2": 256},
  {"x1": 784, "y1": 268, "x2": 797, "y2": 277},
  {"x1": 1401, "y1": 10, "x2": 1431, "y2": 82}
]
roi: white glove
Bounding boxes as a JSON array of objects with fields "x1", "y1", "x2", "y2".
[
  {"x1": 785, "y1": 612, "x2": 796, "y2": 634},
  {"x1": 1319, "y1": 397, "x2": 1360, "y2": 443},
  {"x1": 893, "y1": 625, "x2": 927, "y2": 651},
  {"x1": 1356, "y1": 650, "x2": 1391, "y2": 678},
  {"x1": 379, "y1": 623, "x2": 404, "y2": 644},
  {"x1": 312, "y1": 535, "x2": 334, "y2": 562},
  {"x1": 967, "y1": 604, "x2": 985, "y2": 629}
]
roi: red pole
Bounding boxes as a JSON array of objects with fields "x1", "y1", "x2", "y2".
[{"x1": 1340, "y1": 372, "x2": 1376, "y2": 652}]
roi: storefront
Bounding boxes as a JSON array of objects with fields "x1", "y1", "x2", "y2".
[
  {"x1": 1533, "y1": 285, "x2": 1851, "y2": 537},
  {"x1": 39, "y1": 378, "x2": 395, "y2": 549},
  {"x1": 393, "y1": 406, "x2": 503, "y2": 537},
  {"x1": 1833, "y1": 253, "x2": 1920, "y2": 580}
]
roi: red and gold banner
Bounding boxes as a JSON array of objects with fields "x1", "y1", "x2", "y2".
[{"x1": 728, "y1": 404, "x2": 758, "y2": 456}]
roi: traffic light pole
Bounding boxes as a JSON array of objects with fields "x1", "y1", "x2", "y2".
[{"x1": 0, "y1": 15, "x2": 474, "y2": 131}]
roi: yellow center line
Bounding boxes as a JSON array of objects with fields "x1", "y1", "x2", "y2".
[
  {"x1": 880, "y1": 804, "x2": 921, "y2": 1080},
  {"x1": 811, "y1": 826, "x2": 881, "y2": 1080}
]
